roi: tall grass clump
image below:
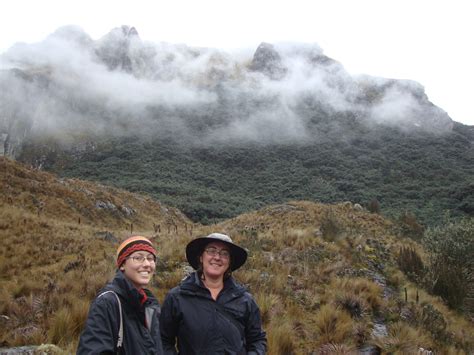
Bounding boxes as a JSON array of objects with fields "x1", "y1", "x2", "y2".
[
  {"x1": 397, "y1": 246, "x2": 425, "y2": 282},
  {"x1": 267, "y1": 319, "x2": 297, "y2": 355},
  {"x1": 48, "y1": 307, "x2": 78, "y2": 346},
  {"x1": 254, "y1": 292, "x2": 280, "y2": 324},
  {"x1": 313, "y1": 304, "x2": 354, "y2": 347},
  {"x1": 374, "y1": 322, "x2": 433, "y2": 354}
]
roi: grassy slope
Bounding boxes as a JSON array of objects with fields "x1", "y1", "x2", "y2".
[{"x1": 1, "y1": 157, "x2": 473, "y2": 353}]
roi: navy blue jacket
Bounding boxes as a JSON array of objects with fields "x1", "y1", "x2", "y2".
[
  {"x1": 77, "y1": 270, "x2": 164, "y2": 354},
  {"x1": 160, "y1": 272, "x2": 267, "y2": 355}
]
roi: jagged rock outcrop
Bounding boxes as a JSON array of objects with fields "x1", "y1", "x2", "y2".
[
  {"x1": 95, "y1": 25, "x2": 141, "y2": 72},
  {"x1": 249, "y1": 42, "x2": 287, "y2": 80}
]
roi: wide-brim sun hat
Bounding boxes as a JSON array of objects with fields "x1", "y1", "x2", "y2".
[{"x1": 186, "y1": 233, "x2": 248, "y2": 271}]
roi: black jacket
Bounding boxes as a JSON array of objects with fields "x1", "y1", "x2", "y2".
[
  {"x1": 77, "y1": 270, "x2": 164, "y2": 354},
  {"x1": 160, "y1": 272, "x2": 267, "y2": 355}
]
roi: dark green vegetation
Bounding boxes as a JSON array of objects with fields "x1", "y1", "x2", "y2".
[
  {"x1": 423, "y1": 216, "x2": 474, "y2": 311},
  {"x1": 25, "y1": 121, "x2": 474, "y2": 226}
]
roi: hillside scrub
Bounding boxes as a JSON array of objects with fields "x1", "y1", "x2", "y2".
[
  {"x1": 423, "y1": 216, "x2": 474, "y2": 312},
  {"x1": 20, "y1": 121, "x2": 474, "y2": 227}
]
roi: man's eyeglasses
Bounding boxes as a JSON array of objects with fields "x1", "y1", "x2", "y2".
[
  {"x1": 128, "y1": 255, "x2": 156, "y2": 264},
  {"x1": 204, "y1": 247, "x2": 230, "y2": 259}
]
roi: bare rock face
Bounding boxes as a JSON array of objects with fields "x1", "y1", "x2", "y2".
[
  {"x1": 94, "y1": 25, "x2": 141, "y2": 72},
  {"x1": 249, "y1": 42, "x2": 287, "y2": 80}
]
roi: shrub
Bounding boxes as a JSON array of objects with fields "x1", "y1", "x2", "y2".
[
  {"x1": 367, "y1": 199, "x2": 381, "y2": 214},
  {"x1": 396, "y1": 212, "x2": 425, "y2": 240},
  {"x1": 320, "y1": 210, "x2": 344, "y2": 242},
  {"x1": 431, "y1": 263, "x2": 466, "y2": 309},
  {"x1": 397, "y1": 246, "x2": 425, "y2": 282},
  {"x1": 423, "y1": 217, "x2": 474, "y2": 311}
]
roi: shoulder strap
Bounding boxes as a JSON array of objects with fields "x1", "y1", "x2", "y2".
[{"x1": 98, "y1": 290, "x2": 124, "y2": 349}]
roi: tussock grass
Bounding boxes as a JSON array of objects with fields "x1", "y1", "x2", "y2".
[
  {"x1": 266, "y1": 319, "x2": 297, "y2": 355},
  {"x1": 313, "y1": 304, "x2": 355, "y2": 347},
  {"x1": 1, "y1": 158, "x2": 474, "y2": 353},
  {"x1": 325, "y1": 278, "x2": 385, "y2": 313},
  {"x1": 254, "y1": 292, "x2": 280, "y2": 324},
  {"x1": 48, "y1": 308, "x2": 77, "y2": 346},
  {"x1": 374, "y1": 322, "x2": 433, "y2": 354},
  {"x1": 316, "y1": 343, "x2": 357, "y2": 354}
]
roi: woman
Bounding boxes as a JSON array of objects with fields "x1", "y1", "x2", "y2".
[
  {"x1": 160, "y1": 232, "x2": 267, "y2": 354},
  {"x1": 77, "y1": 236, "x2": 164, "y2": 354}
]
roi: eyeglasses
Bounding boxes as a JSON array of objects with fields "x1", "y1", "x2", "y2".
[
  {"x1": 127, "y1": 255, "x2": 156, "y2": 264},
  {"x1": 204, "y1": 247, "x2": 230, "y2": 259}
]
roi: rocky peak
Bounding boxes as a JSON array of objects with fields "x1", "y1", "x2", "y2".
[
  {"x1": 49, "y1": 25, "x2": 94, "y2": 49},
  {"x1": 249, "y1": 42, "x2": 287, "y2": 80},
  {"x1": 94, "y1": 25, "x2": 141, "y2": 72}
]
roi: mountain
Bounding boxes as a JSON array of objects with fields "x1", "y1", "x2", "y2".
[
  {"x1": 0, "y1": 26, "x2": 473, "y2": 226},
  {"x1": 1, "y1": 157, "x2": 473, "y2": 353}
]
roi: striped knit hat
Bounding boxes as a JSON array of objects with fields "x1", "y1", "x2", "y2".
[{"x1": 116, "y1": 236, "x2": 157, "y2": 268}]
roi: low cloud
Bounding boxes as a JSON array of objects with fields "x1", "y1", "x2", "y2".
[{"x1": 0, "y1": 25, "x2": 452, "y2": 149}]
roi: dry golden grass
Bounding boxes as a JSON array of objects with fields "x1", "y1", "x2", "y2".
[
  {"x1": 374, "y1": 321, "x2": 434, "y2": 354},
  {"x1": 312, "y1": 304, "x2": 355, "y2": 347},
  {"x1": 266, "y1": 319, "x2": 297, "y2": 355},
  {"x1": 1, "y1": 157, "x2": 474, "y2": 353}
]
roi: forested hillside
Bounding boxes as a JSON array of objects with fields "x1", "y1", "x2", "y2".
[{"x1": 21, "y1": 120, "x2": 473, "y2": 226}]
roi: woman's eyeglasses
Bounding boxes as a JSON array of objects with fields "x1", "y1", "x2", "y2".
[
  {"x1": 204, "y1": 247, "x2": 230, "y2": 259},
  {"x1": 127, "y1": 255, "x2": 156, "y2": 264}
]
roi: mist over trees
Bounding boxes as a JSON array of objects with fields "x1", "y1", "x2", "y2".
[
  {"x1": 1, "y1": 26, "x2": 472, "y2": 226},
  {"x1": 1, "y1": 25, "x2": 453, "y2": 152}
]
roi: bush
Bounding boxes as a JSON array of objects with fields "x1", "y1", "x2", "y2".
[
  {"x1": 397, "y1": 246, "x2": 424, "y2": 282},
  {"x1": 367, "y1": 199, "x2": 381, "y2": 214},
  {"x1": 423, "y1": 217, "x2": 474, "y2": 311},
  {"x1": 396, "y1": 212, "x2": 425, "y2": 240},
  {"x1": 320, "y1": 211, "x2": 344, "y2": 242}
]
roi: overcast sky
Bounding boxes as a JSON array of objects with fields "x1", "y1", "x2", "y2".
[{"x1": 1, "y1": 0, "x2": 472, "y2": 125}]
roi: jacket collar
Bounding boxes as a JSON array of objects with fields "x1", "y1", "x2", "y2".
[
  {"x1": 107, "y1": 270, "x2": 155, "y2": 309},
  {"x1": 180, "y1": 272, "x2": 246, "y2": 300}
]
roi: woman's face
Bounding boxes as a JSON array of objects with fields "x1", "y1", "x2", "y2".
[
  {"x1": 120, "y1": 251, "x2": 156, "y2": 289},
  {"x1": 200, "y1": 241, "x2": 231, "y2": 280}
]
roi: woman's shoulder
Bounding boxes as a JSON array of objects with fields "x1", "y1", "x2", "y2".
[
  {"x1": 165, "y1": 283, "x2": 186, "y2": 297},
  {"x1": 93, "y1": 288, "x2": 122, "y2": 307},
  {"x1": 163, "y1": 275, "x2": 200, "y2": 301}
]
